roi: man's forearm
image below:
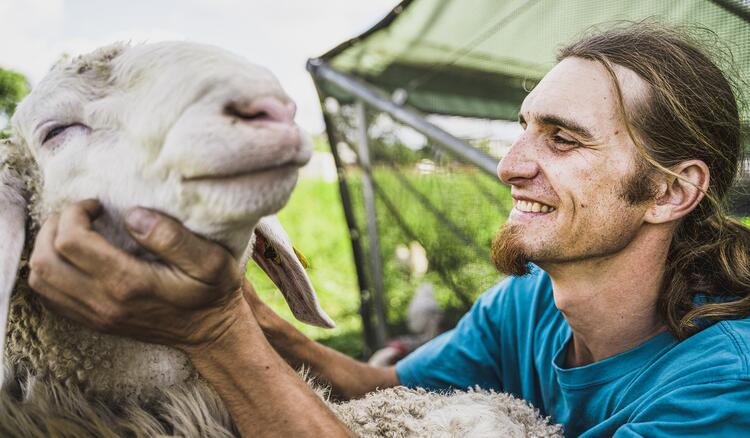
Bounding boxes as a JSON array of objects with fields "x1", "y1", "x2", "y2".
[
  {"x1": 187, "y1": 301, "x2": 352, "y2": 437},
  {"x1": 244, "y1": 286, "x2": 400, "y2": 400}
]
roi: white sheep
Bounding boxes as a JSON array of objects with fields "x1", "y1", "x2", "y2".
[
  {"x1": 0, "y1": 42, "x2": 561, "y2": 436},
  {"x1": 0, "y1": 41, "x2": 334, "y2": 400},
  {"x1": 0, "y1": 367, "x2": 562, "y2": 437}
]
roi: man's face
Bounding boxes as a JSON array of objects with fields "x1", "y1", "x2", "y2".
[{"x1": 493, "y1": 57, "x2": 654, "y2": 272}]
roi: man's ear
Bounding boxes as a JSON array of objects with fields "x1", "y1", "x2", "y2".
[{"x1": 645, "y1": 160, "x2": 709, "y2": 224}]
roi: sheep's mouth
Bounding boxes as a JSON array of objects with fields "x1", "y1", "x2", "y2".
[{"x1": 181, "y1": 162, "x2": 298, "y2": 183}]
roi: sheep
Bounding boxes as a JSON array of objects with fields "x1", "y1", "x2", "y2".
[
  {"x1": 0, "y1": 367, "x2": 562, "y2": 437},
  {"x1": 0, "y1": 41, "x2": 334, "y2": 401},
  {"x1": 0, "y1": 41, "x2": 562, "y2": 436}
]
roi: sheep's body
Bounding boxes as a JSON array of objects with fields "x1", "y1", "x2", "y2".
[
  {"x1": 0, "y1": 369, "x2": 562, "y2": 438},
  {"x1": 6, "y1": 273, "x2": 196, "y2": 398}
]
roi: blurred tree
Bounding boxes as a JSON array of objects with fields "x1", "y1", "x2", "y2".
[{"x1": 0, "y1": 67, "x2": 30, "y2": 138}]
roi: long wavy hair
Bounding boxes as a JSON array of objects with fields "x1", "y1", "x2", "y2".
[{"x1": 559, "y1": 23, "x2": 749, "y2": 340}]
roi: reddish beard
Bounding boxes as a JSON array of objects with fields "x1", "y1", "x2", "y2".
[{"x1": 491, "y1": 223, "x2": 532, "y2": 277}]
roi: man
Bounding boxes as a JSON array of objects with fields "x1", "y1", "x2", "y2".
[{"x1": 28, "y1": 24, "x2": 750, "y2": 436}]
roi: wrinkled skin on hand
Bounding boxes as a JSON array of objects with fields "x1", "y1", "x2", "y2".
[{"x1": 28, "y1": 199, "x2": 247, "y2": 353}]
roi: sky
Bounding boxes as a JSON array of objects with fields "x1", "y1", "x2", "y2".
[{"x1": 0, "y1": 0, "x2": 401, "y2": 133}]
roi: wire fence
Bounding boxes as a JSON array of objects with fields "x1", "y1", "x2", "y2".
[{"x1": 319, "y1": 97, "x2": 512, "y2": 354}]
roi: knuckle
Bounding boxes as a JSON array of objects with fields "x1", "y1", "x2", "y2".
[
  {"x1": 28, "y1": 272, "x2": 44, "y2": 291},
  {"x1": 203, "y1": 253, "x2": 233, "y2": 281},
  {"x1": 54, "y1": 231, "x2": 84, "y2": 255},
  {"x1": 28, "y1": 254, "x2": 50, "y2": 279},
  {"x1": 96, "y1": 303, "x2": 127, "y2": 330},
  {"x1": 111, "y1": 278, "x2": 143, "y2": 302},
  {"x1": 155, "y1": 223, "x2": 185, "y2": 252}
]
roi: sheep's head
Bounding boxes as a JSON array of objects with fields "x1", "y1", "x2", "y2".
[
  {"x1": 0, "y1": 42, "x2": 333, "y2": 397},
  {"x1": 16, "y1": 42, "x2": 309, "y2": 254}
]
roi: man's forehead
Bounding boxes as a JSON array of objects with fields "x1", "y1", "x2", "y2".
[{"x1": 519, "y1": 57, "x2": 645, "y2": 130}]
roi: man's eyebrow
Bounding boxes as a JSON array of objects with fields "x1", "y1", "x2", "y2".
[{"x1": 518, "y1": 113, "x2": 596, "y2": 142}]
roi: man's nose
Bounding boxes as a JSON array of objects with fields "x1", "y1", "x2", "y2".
[{"x1": 497, "y1": 137, "x2": 539, "y2": 185}]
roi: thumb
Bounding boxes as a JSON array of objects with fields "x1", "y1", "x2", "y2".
[{"x1": 125, "y1": 208, "x2": 240, "y2": 289}]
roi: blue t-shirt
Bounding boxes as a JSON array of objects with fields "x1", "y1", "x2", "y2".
[{"x1": 395, "y1": 266, "x2": 750, "y2": 437}]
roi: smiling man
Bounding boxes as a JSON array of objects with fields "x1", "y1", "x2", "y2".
[{"x1": 29, "y1": 24, "x2": 750, "y2": 436}]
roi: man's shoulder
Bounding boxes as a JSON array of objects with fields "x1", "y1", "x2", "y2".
[
  {"x1": 634, "y1": 316, "x2": 750, "y2": 398},
  {"x1": 674, "y1": 317, "x2": 750, "y2": 380}
]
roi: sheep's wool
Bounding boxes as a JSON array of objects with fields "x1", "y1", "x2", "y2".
[
  {"x1": 0, "y1": 142, "x2": 197, "y2": 400},
  {"x1": 0, "y1": 369, "x2": 562, "y2": 437}
]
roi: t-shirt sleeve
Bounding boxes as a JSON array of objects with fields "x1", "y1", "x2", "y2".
[
  {"x1": 395, "y1": 284, "x2": 507, "y2": 392},
  {"x1": 613, "y1": 379, "x2": 750, "y2": 437}
]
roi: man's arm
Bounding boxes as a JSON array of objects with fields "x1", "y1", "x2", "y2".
[
  {"x1": 244, "y1": 284, "x2": 400, "y2": 400},
  {"x1": 27, "y1": 200, "x2": 356, "y2": 437},
  {"x1": 184, "y1": 297, "x2": 353, "y2": 437}
]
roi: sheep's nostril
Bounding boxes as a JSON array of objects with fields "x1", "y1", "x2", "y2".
[{"x1": 225, "y1": 96, "x2": 295, "y2": 125}]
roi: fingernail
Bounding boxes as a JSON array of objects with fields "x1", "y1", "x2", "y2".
[{"x1": 126, "y1": 208, "x2": 157, "y2": 236}]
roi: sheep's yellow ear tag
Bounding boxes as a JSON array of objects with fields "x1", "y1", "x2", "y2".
[{"x1": 293, "y1": 246, "x2": 310, "y2": 269}]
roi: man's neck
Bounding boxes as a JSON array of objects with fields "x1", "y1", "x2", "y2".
[{"x1": 541, "y1": 225, "x2": 672, "y2": 368}]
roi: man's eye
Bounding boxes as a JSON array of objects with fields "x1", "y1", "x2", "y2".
[
  {"x1": 551, "y1": 134, "x2": 579, "y2": 151},
  {"x1": 553, "y1": 134, "x2": 577, "y2": 145},
  {"x1": 42, "y1": 124, "x2": 72, "y2": 143}
]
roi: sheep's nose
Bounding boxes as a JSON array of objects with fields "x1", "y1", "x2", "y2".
[{"x1": 224, "y1": 96, "x2": 296, "y2": 125}]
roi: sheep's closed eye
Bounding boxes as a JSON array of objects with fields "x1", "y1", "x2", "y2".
[{"x1": 41, "y1": 123, "x2": 90, "y2": 146}]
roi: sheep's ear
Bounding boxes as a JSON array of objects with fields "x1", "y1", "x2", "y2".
[
  {"x1": 252, "y1": 216, "x2": 335, "y2": 329},
  {"x1": 0, "y1": 139, "x2": 28, "y2": 383}
]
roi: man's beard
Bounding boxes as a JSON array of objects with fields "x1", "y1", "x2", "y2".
[
  {"x1": 490, "y1": 155, "x2": 655, "y2": 278},
  {"x1": 491, "y1": 223, "x2": 531, "y2": 277}
]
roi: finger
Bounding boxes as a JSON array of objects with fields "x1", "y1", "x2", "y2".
[
  {"x1": 125, "y1": 208, "x2": 241, "y2": 289},
  {"x1": 30, "y1": 274, "x2": 98, "y2": 325},
  {"x1": 54, "y1": 200, "x2": 137, "y2": 276},
  {"x1": 142, "y1": 262, "x2": 215, "y2": 307},
  {"x1": 30, "y1": 215, "x2": 102, "y2": 297},
  {"x1": 28, "y1": 252, "x2": 100, "y2": 309}
]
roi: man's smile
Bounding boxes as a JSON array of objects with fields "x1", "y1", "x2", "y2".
[{"x1": 514, "y1": 199, "x2": 556, "y2": 213}]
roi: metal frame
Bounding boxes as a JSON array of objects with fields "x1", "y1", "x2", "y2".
[
  {"x1": 355, "y1": 101, "x2": 389, "y2": 347},
  {"x1": 307, "y1": 60, "x2": 501, "y2": 354},
  {"x1": 316, "y1": 103, "x2": 379, "y2": 356},
  {"x1": 307, "y1": 59, "x2": 500, "y2": 176}
]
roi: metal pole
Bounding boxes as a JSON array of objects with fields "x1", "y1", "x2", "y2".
[
  {"x1": 307, "y1": 59, "x2": 499, "y2": 177},
  {"x1": 355, "y1": 100, "x2": 389, "y2": 348},
  {"x1": 317, "y1": 102, "x2": 378, "y2": 357}
]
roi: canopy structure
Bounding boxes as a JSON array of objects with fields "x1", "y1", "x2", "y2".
[
  {"x1": 316, "y1": 0, "x2": 750, "y2": 123},
  {"x1": 307, "y1": 1, "x2": 750, "y2": 354}
]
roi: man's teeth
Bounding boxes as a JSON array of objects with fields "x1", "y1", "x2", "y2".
[{"x1": 515, "y1": 200, "x2": 555, "y2": 213}]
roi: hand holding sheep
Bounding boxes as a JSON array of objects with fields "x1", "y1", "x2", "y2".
[{"x1": 29, "y1": 199, "x2": 247, "y2": 352}]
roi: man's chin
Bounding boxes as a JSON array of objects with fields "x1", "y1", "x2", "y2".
[{"x1": 491, "y1": 223, "x2": 532, "y2": 277}]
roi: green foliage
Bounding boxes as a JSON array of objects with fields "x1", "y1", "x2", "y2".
[{"x1": 0, "y1": 67, "x2": 30, "y2": 120}]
